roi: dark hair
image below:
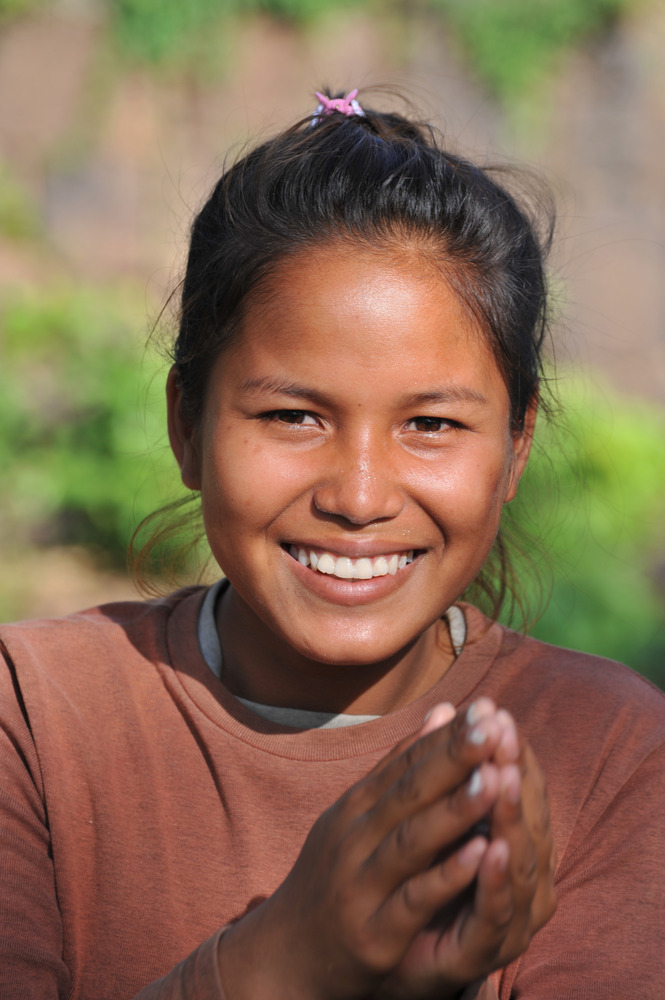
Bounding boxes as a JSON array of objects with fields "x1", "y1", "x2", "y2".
[{"x1": 135, "y1": 90, "x2": 555, "y2": 618}]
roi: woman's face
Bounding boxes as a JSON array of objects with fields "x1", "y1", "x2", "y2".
[{"x1": 169, "y1": 245, "x2": 534, "y2": 671}]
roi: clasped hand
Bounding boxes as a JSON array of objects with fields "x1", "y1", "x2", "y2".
[{"x1": 220, "y1": 699, "x2": 556, "y2": 999}]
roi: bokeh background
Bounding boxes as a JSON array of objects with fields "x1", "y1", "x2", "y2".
[{"x1": 1, "y1": 0, "x2": 663, "y2": 683}]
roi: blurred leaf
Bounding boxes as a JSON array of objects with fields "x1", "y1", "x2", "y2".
[
  {"x1": 0, "y1": 162, "x2": 42, "y2": 241},
  {"x1": 507, "y1": 376, "x2": 665, "y2": 683},
  {"x1": 433, "y1": 0, "x2": 636, "y2": 101},
  {"x1": 0, "y1": 0, "x2": 46, "y2": 18},
  {"x1": 0, "y1": 284, "x2": 179, "y2": 565}
]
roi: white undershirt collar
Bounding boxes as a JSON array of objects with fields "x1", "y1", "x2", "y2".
[{"x1": 197, "y1": 580, "x2": 466, "y2": 730}]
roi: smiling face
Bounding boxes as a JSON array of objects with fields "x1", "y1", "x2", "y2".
[{"x1": 168, "y1": 244, "x2": 535, "y2": 711}]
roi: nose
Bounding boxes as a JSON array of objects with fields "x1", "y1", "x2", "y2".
[{"x1": 312, "y1": 435, "x2": 405, "y2": 526}]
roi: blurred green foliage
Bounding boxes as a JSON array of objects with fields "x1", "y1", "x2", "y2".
[
  {"x1": 0, "y1": 0, "x2": 643, "y2": 98},
  {"x1": 109, "y1": 0, "x2": 354, "y2": 70},
  {"x1": 111, "y1": 0, "x2": 234, "y2": 67},
  {"x1": 108, "y1": 0, "x2": 642, "y2": 94},
  {"x1": 508, "y1": 379, "x2": 665, "y2": 683},
  {"x1": 0, "y1": 162, "x2": 42, "y2": 240},
  {"x1": 433, "y1": 0, "x2": 637, "y2": 101},
  {"x1": 1, "y1": 284, "x2": 663, "y2": 682},
  {"x1": 0, "y1": 285, "x2": 177, "y2": 565},
  {"x1": 0, "y1": 0, "x2": 45, "y2": 21}
]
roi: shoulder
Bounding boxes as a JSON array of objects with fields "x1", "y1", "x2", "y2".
[
  {"x1": 474, "y1": 614, "x2": 665, "y2": 735},
  {"x1": 464, "y1": 609, "x2": 665, "y2": 804},
  {"x1": 0, "y1": 587, "x2": 207, "y2": 710},
  {"x1": 504, "y1": 628, "x2": 665, "y2": 726},
  {"x1": 0, "y1": 586, "x2": 203, "y2": 653}
]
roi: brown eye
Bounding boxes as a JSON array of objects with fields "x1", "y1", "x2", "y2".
[
  {"x1": 407, "y1": 417, "x2": 448, "y2": 433},
  {"x1": 270, "y1": 410, "x2": 317, "y2": 425}
]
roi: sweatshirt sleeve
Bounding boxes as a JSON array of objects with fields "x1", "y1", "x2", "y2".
[
  {"x1": 132, "y1": 931, "x2": 227, "y2": 999},
  {"x1": 0, "y1": 647, "x2": 231, "y2": 1000},
  {"x1": 0, "y1": 659, "x2": 70, "y2": 997},
  {"x1": 497, "y1": 741, "x2": 665, "y2": 999}
]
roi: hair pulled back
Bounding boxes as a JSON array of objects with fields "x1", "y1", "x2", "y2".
[
  {"x1": 141, "y1": 91, "x2": 556, "y2": 620},
  {"x1": 174, "y1": 93, "x2": 553, "y2": 436}
]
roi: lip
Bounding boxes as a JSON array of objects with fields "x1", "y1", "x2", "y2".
[
  {"x1": 281, "y1": 540, "x2": 422, "y2": 559},
  {"x1": 281, "y1": 544, "x2": 423, "y2": 607}
]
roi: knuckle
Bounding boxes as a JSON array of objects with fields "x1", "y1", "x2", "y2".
[
  {"x1": 399, "y1": 876, "x2": 424, "y2": 918},
  {"x1": 401, "y1": 740, "x2": 424, "y2": 774},
  {"x1": 518, "y1": 849, "x2": 539, "y2": 887},
  {"x1": 511, "y1": 856, "x2": 539, "y2": 904},
  {"x1": 393, "y1": 815, "x2": 418, "y2": 859},
  {"x1": 394, "y1": 763, "x2": 422, "y2": 807},
  {"x1": 489, "y1": 895, "x2": 515, "y2": 939},
  {"x1": 351, "y1": 926, "x2": 395, "y2": 976},
  {"x1": 340, "y1": 781, "x2": 372, "y2": 817},
  {"x1": 333, "y1": 880, "x2": 357, "y2": 913}
]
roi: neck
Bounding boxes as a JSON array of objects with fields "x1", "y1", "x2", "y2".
[{"x1": 216, "y1": 586, "x2": 455, "y2": 715}]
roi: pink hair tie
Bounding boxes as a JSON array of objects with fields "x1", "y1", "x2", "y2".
[{"x1": 312, "y1": 89, "x2": 365, "y2": 124}]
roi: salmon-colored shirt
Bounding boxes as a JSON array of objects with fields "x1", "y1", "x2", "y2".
[{"x1": 1, "y1": 588, "x2": 663, "y2": 998}]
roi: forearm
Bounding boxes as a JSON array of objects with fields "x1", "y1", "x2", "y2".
[{"x1": 132, "y1": 930, "x2": 228, "y2": 1000}]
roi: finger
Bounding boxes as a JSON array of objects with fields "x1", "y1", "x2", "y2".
[
  {"x1": 465, "y1": 697, "x2": 497, "y2": 727},
  {"x1": 365, "y1": 709, "x2": 506, "y2": 836},
  {"x1": 492, "y1": 765, "x2": 539, "y2": 905},
  {"x1": 362, "y1": 702, "x2": 457, "y2": 783},
  {"x1": 373, "y1": 834, "x2": 489, "y2": 948},
  {"x1": 365, "y1": 762, "x2": 500, "y2": 892},
  {"x1": 420, "y1": 701, "x2": 457, "y2": 737},
  {"x1": 366, "y1": 697, "x2": 497, "y2": 784},
  {"x1": 493, "y1": 709, "x2": 519, "y2": 765},
  {"x1": 451, "y1": 837, "x2": 515, "y2": 975},
  {"x1": 515, "y1": 743, "x2": 558, "y2": 929}
]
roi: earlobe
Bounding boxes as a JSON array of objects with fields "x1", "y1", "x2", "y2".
[
  {"x1": 504, "y1": 398, "x2": 538, "y2": 503},
  {"x1": 166, "y1": 366, "x2": 202, "y2": 491}
]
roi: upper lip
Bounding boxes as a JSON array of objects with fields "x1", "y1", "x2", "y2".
[{"x1": 283, "y1": 541, "x2": 423, "y2": 558}]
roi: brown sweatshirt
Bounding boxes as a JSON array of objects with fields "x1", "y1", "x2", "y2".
[{"x1": 0, "y1": 588, "x2": 664, "y2": 999}]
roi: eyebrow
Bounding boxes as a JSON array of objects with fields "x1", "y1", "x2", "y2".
[
  {"x1": 397, "y1": 387, "x2": 489, "y2": 407},
  {"x1": 238, "y1": 376, "x2": 333, "y2": 407},
  {"x1": 239, "y1": 376, "x2": 488, "y2": 408}
]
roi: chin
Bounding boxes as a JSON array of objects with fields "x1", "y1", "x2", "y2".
[{"x1": 290, "y1": 623, "x2": 419, "y2": 668}]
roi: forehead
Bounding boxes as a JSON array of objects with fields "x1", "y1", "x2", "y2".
[{"x1": 224, "y1": 244, "x2": 507, "y2": 399}]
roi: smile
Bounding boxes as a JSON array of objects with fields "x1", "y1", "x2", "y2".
[{"x1": 287, "y1": 545, "x2": 416, "y2": 580}]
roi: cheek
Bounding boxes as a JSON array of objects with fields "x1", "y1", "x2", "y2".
[
  {"x1": 200, "y1": 435, "x2": 311, "y2": 536},
  {"x1": 408, "y1": 448, "x2": 513, "y2": 531}
]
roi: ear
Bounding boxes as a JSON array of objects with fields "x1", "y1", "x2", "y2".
[
  {"x1": 166, "y1": 366, "x2": 202, "y2": 491},
  {"x1": 504, "y1": 396, "x2": 537, "y2": 503}
]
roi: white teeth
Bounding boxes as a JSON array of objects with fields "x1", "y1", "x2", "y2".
[
  {"x1": 335, "y1": 557, "x2": 354, "y2": 579},
  {"x1": 373, "y1": 556, "x2": 389, "y2": 577},
  {"x1": 289, "y1": 546, "x2": 415, "y2": 581},
  {"x1": 316, "y1": 552, "x2": 336, "y2": 575},
  {"x1": 353, "y1": 558, "x2": 373, "y2": 580}
]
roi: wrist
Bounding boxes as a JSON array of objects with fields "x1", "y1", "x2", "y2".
[{"x1": 217, "y1": 900, "x2": 331, "y2": 1000}]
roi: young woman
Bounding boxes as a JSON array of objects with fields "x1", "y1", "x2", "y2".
[{"x1": 1, "y1": 89, "x2": 663, "y2": 1000}]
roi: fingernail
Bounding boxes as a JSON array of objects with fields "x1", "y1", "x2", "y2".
[
  {"x1": 501, "y1": 765, "x2": 521, "y2": 804},
  {"x1": 467, "y1": 722, "x2": 489, "y2": 745},
  {"x1": 468, "y1": 769, "x2": 483, "y2": 796},
  {"x1": 495, "y1": 709, "x2": 518, "y2": 761},
  {"x1": 494, "y1": 840, "x2": 510, "y2": 873},
  {"x1": 466, "y1": 698, "x2": 493, "y2": 726},
  {"x1": 424, "y1": 701, "x2": 455, "y2": 725},
  {"x1": 458, "y1": 836, "x2": 486, "y2": 867}
]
